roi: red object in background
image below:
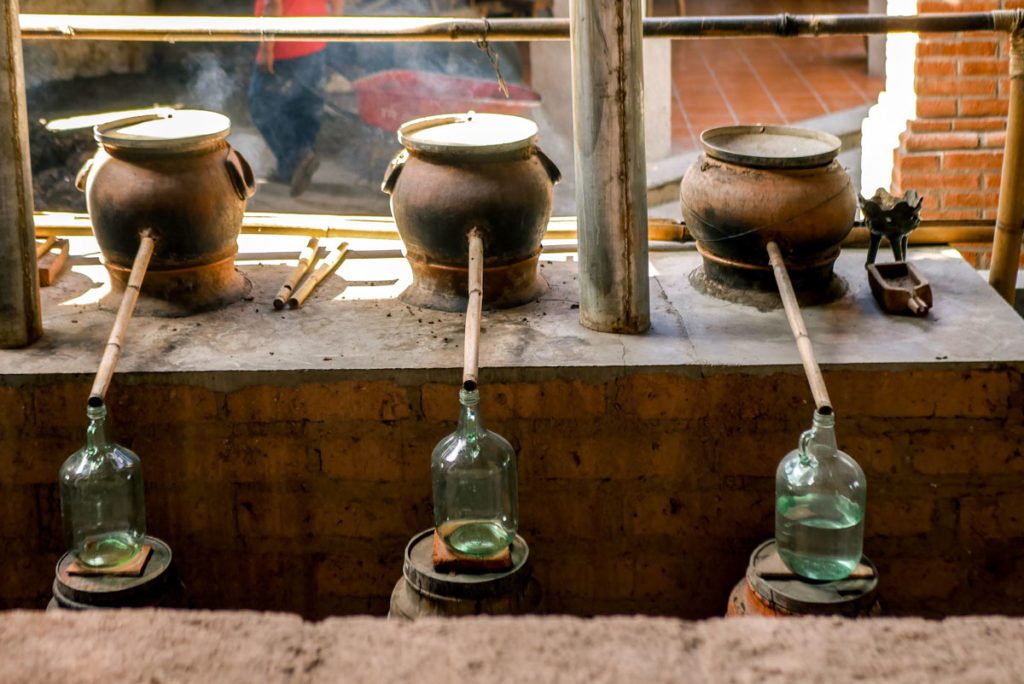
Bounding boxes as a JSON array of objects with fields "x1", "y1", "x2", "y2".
[{"x1": 353, "y1": 69, "x2": 542, "y2": 132}]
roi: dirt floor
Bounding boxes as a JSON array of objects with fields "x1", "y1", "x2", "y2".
[{"x1": 2, "y1": 610, "x2": 1023, "y2": 683}]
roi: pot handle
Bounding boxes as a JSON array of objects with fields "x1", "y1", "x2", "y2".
[
  {"x1": 225, "y1": 148, "x2": 257, "y2": 201},
  {"x1": 74, "y1": 156, "x2": 95, "y2": 193},
  {"x1": 381, "y1": 150, "x2": 408, "y2": 195},
  {"x1": 535, "y1": 145, "x2": 562, "y2": 185}
]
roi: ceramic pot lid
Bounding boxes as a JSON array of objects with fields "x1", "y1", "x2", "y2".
[
  {"x1": 398, "y1": 112, "x2": 538, "y2": 157},
  {"x1": 700, "y1": 125, "x2": 841, "y2": 169},
  {"x1": 95, "y1": 110, "x2": 231, "y2": 152}
]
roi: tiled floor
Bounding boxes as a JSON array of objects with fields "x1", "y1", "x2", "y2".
[{"x1": 664, "y1": 0, "x2": 885, "y2": 151}]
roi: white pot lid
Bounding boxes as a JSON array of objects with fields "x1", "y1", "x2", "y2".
[
  {"x1": 398, "y1": 112, "x2": 538, "y2": 157},
  {"x1": 95, "y1": 110, "x2": 231, "y2": 151}
]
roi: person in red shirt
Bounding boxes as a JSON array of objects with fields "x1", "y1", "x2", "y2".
[{"x1": 249, "y1": 0, "x2": 344, "y2": 197}]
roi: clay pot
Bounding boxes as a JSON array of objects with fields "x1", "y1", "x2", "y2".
[{"x1": 382, "y1": 112, "x2": 561, "y2": 311}]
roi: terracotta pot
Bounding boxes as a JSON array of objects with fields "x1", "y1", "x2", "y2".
[{"x1": 382, "y1": 112, "x2": 561, "y2": 311}]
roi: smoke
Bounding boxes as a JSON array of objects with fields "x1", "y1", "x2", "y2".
[{"x1": 185, "y1": 50, "x2": 236, "y2": 113}]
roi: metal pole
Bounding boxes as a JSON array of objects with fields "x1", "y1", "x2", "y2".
[
  {"x1": 990, "y1": 12, "x2": 1024, "y2": 304},
  {"x1": 571, "y1": 0, "x2": 650, "y2": 333},
  {"x1": 18, "y1": 11, "x2": 1020, "y2": 43},
  {"x1": 0, "y1": 0, "x2": 41, "y2": 348}
]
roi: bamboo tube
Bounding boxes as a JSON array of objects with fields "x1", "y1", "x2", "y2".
[
  {"x1": 989, "y1": 15, "x2": 1024, "y2": 304},
  {"x1": 35, "y1": 236, "x2": 57, "y2": 259},
  {"x1": 273, "y1": 237, "x2": 319, "y2": 310},
  {"x1": 288, "y1": 242, "x2": 349, "y2": 308},
  {"x1": 88, "y1": 233, "x2": 156, "y2": 405},
  {"x1": 17, "y1": 11, "x2": 1020, "y2": 43},
  {"x1": 766, "y1": 241, "x2": 832, "y2": 412},
  {"x1": 463, "y1": 229, "x2": 484, "y2": 391}
]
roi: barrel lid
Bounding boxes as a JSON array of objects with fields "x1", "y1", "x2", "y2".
[
  {"x1": 398, "y1": 112, "x2": 538, "y2": 157},
  {"x1": 54, "y1": 536, "x2": 173, "y2": 608},
  {"x1": 403, "y1": 528, "x2": 531, "y2": 601},
  {"x1": 701, "y1": 125, "x2": 841, "y2": 169},
  {"x1": 747, "y1": 539, "x2": 879, "y2": 615},
  {"x1": 96, "y1": 110, "x2": 230, "y2": 151}
]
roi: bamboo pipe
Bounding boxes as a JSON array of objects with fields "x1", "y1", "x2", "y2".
[
  {"x1": 273, "y1": 237, "x2": 319, "y2": 309},
  {"x1": 463, "y1": 229, "x2": 484, "y2": 391},
  {"x1": 766, "y1": 241, "x2": 832, "y2": 412},
  {"x1": 17, "y1": 11, "x2": 1023, "y2": 43},
  {"x1": 288, "y1": 242, "x2": 349, "y2": 308},
  {"x1": 88, "y1": 233, "x2": 155, "y2": 405},
  {"x1": 989, "y1": 15, "x2": 1024, "y2": 304}
]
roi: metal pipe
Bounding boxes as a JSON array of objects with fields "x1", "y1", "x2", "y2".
[
  {"x1": 990, "y1": 12, "x2": 1024, "y2": 304},
  {"x1": 571, "y1": 0, "x2": 650, "y2": 333},
  {"x1": 0, "y1": 0, "x2": 41, "y2": 348},
  {"x1": 18, "y1": 11, "x2": 1021, "y2": 43}
]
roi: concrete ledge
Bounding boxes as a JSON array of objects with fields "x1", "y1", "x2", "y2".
[{"x1": 2, "y1": 610, "x2": 1024, "y2": 683}]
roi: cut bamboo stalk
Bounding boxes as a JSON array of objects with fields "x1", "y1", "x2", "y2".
[
  {"x1": 35, "y1": 236, "x2": 57, "y2": 259},
  {"x1": 273, "y1": 237, "x2": 320, "y2": 310},
  {"x1": 288, "y1": 241, "x2": 349, "y2": 308},
  {"x1": 463, "y1": 229, "x2": 484, "y2": 391},
  {"x1": 88, "y1": 233, "x2": 156, "y2": 405},
  {"x1": 766, "y1": 241, "x2": 832, "y2": 412}
]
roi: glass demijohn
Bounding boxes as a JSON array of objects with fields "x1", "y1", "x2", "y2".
[
  {"x1": 432, "y1": 387, "x2": 518, "y2": 557},
  {"x1": 775, "y1": 408, "x2": 866, "y2": 581},
  {"x1": 59, "y1": 400, "x2": 146, "y2": 567}
]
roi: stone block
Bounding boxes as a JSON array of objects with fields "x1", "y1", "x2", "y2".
[
  {"x1": 960, "y1": 495, "x2": 1024, "y2": 541},
  {"x1": 420, "y1": 379, "x2": 606, "y2": 423},
  {"x1": 309, "y1": 422, "x2": 403, "y2": 482},
  {"x1": 911, "y1": 428, "x2": 1024, "y2": 475},
  {"x1": 865, "y1": 498, "x2": 936, "y2": 538},
  {"x1": 613, "y1": 373, "x2": 710, "y2": 421},
  {"x1": 519, "y1": 480, "x2": 624, "y2": 543},
  {"x1": 314, "y1": 549, "x2": 401, "y2": 599},
  {"x1": 828, "y1": 370, "x2": 1011, "y2": 420}
]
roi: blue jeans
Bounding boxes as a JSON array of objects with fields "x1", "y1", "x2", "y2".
[{"x1": 248, "y1": 50, "x2": 327, "y2": 179}]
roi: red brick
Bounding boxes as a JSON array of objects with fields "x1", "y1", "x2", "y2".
[
  {"x1": 881, "y1": 558, "x2": 963, "y2": 601},
  {"x1": 829, "y1": 370, "x2": 1011, "y2": 419},
  {"x1": 952, "y1": 117, "x2": 1005, "y2": 132},
  {"x1": 960, "y1": 495, "x2": 1024, "y2": 541},
  {"x1": 912, "y1": 430, "x2": 1024, "y2": 475},
  {"x1": 943, "y1": 150, "x2": 1004, "y2": 170},
  {"x1": 613, "y1": 373, "x2": 710, "y2": 421},
  {"x1": 225, "y1": 382, "x2": 411, "y2": 423},
  {"x1": 983, "y1": 131, "x2": 1008, "y2": 148},
  {"x1": 925, "y1": 208, "x2": 985, "y2": 220},
  {"x1": 917, "y1": 39, "x2": 999, "y2": 59},
  {"x1": 520, "y1": 480, "x2": 623, "y2": 542},
  {"x1": 421, "y1": 380, "x2": 605, "y2": 423},
  {"x1": 309, "y1": 421, "x2": 403, "y2": 482},
  {"x1": 917, "y1": 98, "x2": 958, "y2": 118},
  {"x1": 0, "y1": 387, "x2": 28, "y2": 435},
  {"x1": 314, "y1": 551, "x2": 397, "y2": 599},
  {"x1": 918, "y1": 0, "x2": 998, "y2": 10},
  {"x1": 897, "y1": 172, "x2": 980, "y2": 191},
  {"x1": 944, "y1": 191, "x2": 1000, "y2": 208},
  {"x1": 960, "y1": 59, "x2": 1005, "y2": 77},
  {"x1": 915, "y1": 77, "x2": 996, "y2": 97},
  {"x1": 959, "y1": 98, "x2": 1009, "y2": 117},
  {"x1": 865, "y1": 498, "x2": 935, "y2": 537},
  {"x1": 907, "y1": 119, "x2": 953, "y2": 133},
  {"x1": 916, "y1": 58, "x2": 957, "y2": 78},
  {"x1": 905, "y1": 132, "x2": 979, "y2": 151},
  {"x1": 895, "y1": 152, "x2": 941, "y2": 173},
  {"x1": 984, "y1": 173, "x2": 1004, "y2": 189}
]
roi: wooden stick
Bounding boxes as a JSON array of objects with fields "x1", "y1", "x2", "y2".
[
  {"x1": 463, "y1": 229, "x2": 484, "y2": 391},
  {"x1": 88, "y1": 233, "x2": 156, "y2": 405},
  {"x1": 766, "y1": 241, "x2": 832, "y2": 412},
  {"x1": 273, "y1": 237, "x2": 319, "y2": 310},
  {"x1": 288, "y1": 241, "x2": 348, "y2": 308},
  {"x1": 35, "y1": 236, "x2": 57, "y2": 259}
]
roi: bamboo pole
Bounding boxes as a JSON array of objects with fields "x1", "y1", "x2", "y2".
[
  {"x1": 0, "y1": 0, "x2": 42, "y2": 348},
  {"x1": 17, "y1": 11, "x2": 1021, "y2": 43},
  {"x1": 463, "y1": 229, "x2": 484, "y2": 391},
  {"x1": 288, "y1": 242, "x2": 349, "y2": 308},
  {"x1": 766, "y1": 241, "x2": 832, "y2": 412},
  {"x1": 89, "y1": 234, "x2": 155, "y2": 405},
  {"x1": 273, "y1": 237, "x2": 319, "y2": 310},
  {"x1": 989, "y1": 13, "x2": 1024, "y2": 304}
]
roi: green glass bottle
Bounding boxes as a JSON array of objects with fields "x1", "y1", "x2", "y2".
[
  {"x1": 432, "y1": 387, "x2": 518, "y2": 557},
  {"x1": 775, "y1": 407, "x2": 866, "y2": 581},
  {"x1": 59, "y1": 399, "x2": 146, "y2": 567}
]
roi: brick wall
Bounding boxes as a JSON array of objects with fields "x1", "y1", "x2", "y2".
[
  {"x1": 891, "y1": 0, "x2": 1023, "y2": 223},
  {"x1": 1, "y1": 366, "x2": 1022, "y2": 618}
]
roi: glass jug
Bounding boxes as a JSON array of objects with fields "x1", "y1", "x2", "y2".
[
  {"x1": 775, "y1": 407, "x2": 866, "y2": 581},
  {"x1": 59, "y1": 399, "x2": 146, "y2": 567},
  {"x1": 432, "y1": 387, "x2": 518, "y2": 557}
]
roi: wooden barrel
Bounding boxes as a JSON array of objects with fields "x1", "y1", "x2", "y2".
[
  {"x1": 51, "y1": 536, "x2": 177, "y2": 610},
  {"x1": 389, "y1": 528, "x2": 541, "y2": 619},
  {"x1": 726, "y1": 539, "x2": 881, "y2": 617}
]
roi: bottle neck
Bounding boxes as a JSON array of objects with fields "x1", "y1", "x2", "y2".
[
  {"x1": 799, "y1": 409, "x2": 837, "y2": 462},
  {"x1": 85, "y1": 403, "x2": 110, "y2": 454},
  {"x1": 456, "y1": 389, "x2": 484, "y2": 440}
]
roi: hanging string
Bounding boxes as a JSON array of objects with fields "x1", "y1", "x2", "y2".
[{"x1": 476, "y1": 18, "x2": 510, "y2": 98}]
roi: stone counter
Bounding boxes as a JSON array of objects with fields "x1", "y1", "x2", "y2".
[{"x1": 0, "y1": 239, "x2": 1021, "y2": 617}]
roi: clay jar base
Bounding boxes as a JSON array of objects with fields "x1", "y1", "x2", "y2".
[
  {"x1": 400, "y1": 252, "x2": 548, "y2": 312},
  {"x1": 100, "y1": 254, "x2": 252, "y2": 318}
]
